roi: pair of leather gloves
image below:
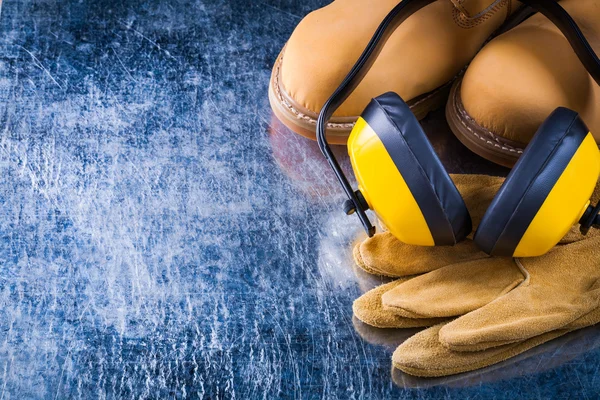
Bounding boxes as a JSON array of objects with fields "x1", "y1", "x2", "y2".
[{"x1": 352, "y1": 174, "x2": 600, "y2": 377}]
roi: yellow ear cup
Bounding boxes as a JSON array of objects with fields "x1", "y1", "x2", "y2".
[
  {"x1": 349, "y1": 117, "x2": 434, "y2": 246},
  {"x1": 475, "y1": 108, "x2": 600, "y2": 257},
  {"x1": 348, "y1": 93, "x2": 472, "y2": 246},
  {"x1": 514, "y1": 133, "x2": 600, "y2": 256}
]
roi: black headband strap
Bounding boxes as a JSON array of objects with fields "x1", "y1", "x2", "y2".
[
  {"x1": 316, "y1": 0, "x2": 600, "y2": 237},
  {"x1": 522, "y1": 0, "x2": 600, "y2": 83}
]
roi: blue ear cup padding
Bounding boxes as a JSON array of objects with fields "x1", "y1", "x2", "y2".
[
  {"x1": 474, "y1": 108, "x2": 590, "y2": 256},
  {"x1": 362, "y1": 92, "x2": 472, "y2": 245}
]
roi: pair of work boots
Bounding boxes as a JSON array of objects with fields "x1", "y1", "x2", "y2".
[{"x1": 268, "y1": 0, "x2": 600, "y2": 167}]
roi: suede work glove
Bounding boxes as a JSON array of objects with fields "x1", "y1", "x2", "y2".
[
  {"x1": 392, "y1": 234, "x2": 600, "y2": 377},
  {"x1": 353, "y1": 174, "x2": 600, "y2": 377}
]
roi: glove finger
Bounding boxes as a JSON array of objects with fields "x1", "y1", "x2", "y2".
[
  {"x1": 440, "y1": 238, "x2": 600, "y2": 351},
  {"x1": 382, "y1": 257, "x2": 524, "y2": 319},
  {"x1": 354, "y1": 232, "x2": 487, "y2": 277},
  {"x1": 353, "y1": 280, "x2": 447, "y2": 329},
  {"x1": 441, "y1": 285, "x2": 600, "y2": 352},
  {"x1": 394, "y1": 327, "x2": 600, "y2": 388},
  {"x1": 395, "y1": 305, "x2": 600, "y2": 378},
  {"x1": 392, "y1": 322, "x2": 576, "y2": 378}
]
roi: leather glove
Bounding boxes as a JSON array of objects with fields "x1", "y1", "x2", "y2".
[
  {"x1": 353, "y1": 175, "x2": 600, "y2": 377},
  {"x1": 392, "y1": 233, "x2": 600, "y2": 377}
]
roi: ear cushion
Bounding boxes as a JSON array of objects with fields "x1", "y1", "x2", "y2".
[
  {"x1": 362, "y1": 92, "x2": 472, "y2": 245},
  {"x1": 474, "y1": 107, "x2": 593, "y2": 256}
]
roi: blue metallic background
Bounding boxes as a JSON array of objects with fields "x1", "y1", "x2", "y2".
[{"x1": 0, "y1": 0, "x2": 598, "y2": 398}]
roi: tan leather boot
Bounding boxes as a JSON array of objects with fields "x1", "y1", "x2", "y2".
[
  {"x1": 447, "y1": 0, "x2": 600, "y2": 167},
  {"x1": 269, "y1": 0, "x2": 525, "y2": 143}
]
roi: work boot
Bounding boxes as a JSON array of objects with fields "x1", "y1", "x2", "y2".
[
  {"x1": 447, "y1": 0, "x2": 600, "y2": 167},
  {"x1": 269, "y1": 0, "x2": 526, "y2": 144}
]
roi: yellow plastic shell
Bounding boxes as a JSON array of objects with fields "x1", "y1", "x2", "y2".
[
  {"x1": 348, "y1": 117, "x2": 434, "y2": 246},
  {"x1": 514, "y1": 133, "x2": 600, "y2": 257}
]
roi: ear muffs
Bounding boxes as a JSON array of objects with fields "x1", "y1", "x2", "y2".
[
  {"x1": 316, "y1": 0, "x2": 600, "y2": 243},
  {"x1": 474, "y1": 108, "x2": 600, "y2": 257},
  {"x1": 347, "y1": 92, "x2": 472, "y2": 246}
]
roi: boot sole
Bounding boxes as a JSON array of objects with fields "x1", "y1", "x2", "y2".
[{"x1": 446, "y1": 77, "x2": 527, "y2": 168}]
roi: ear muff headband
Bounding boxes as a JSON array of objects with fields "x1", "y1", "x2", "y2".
[
  {"x1": 316, "y1": 0, "x2": 600, "y2": 238},
  {"x1": 316, "y1": 0, "x2": 437, "y2": 237}
]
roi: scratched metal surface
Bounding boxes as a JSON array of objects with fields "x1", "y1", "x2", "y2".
[{"x1": 0, "y1": 0, "x2": 599, "y2": 398}]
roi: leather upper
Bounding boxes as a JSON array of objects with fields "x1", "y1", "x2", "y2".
[
  {"x1": 280, "y1": 0, "x2": 521, "y2": 117},
  {"x1": 460, "y1": 0, "x2": 600, "y2": 145}
]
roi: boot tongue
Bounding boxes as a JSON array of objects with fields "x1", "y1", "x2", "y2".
[{"x1": 451, "y1": 0, "x2": 512, "y2": 27}]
